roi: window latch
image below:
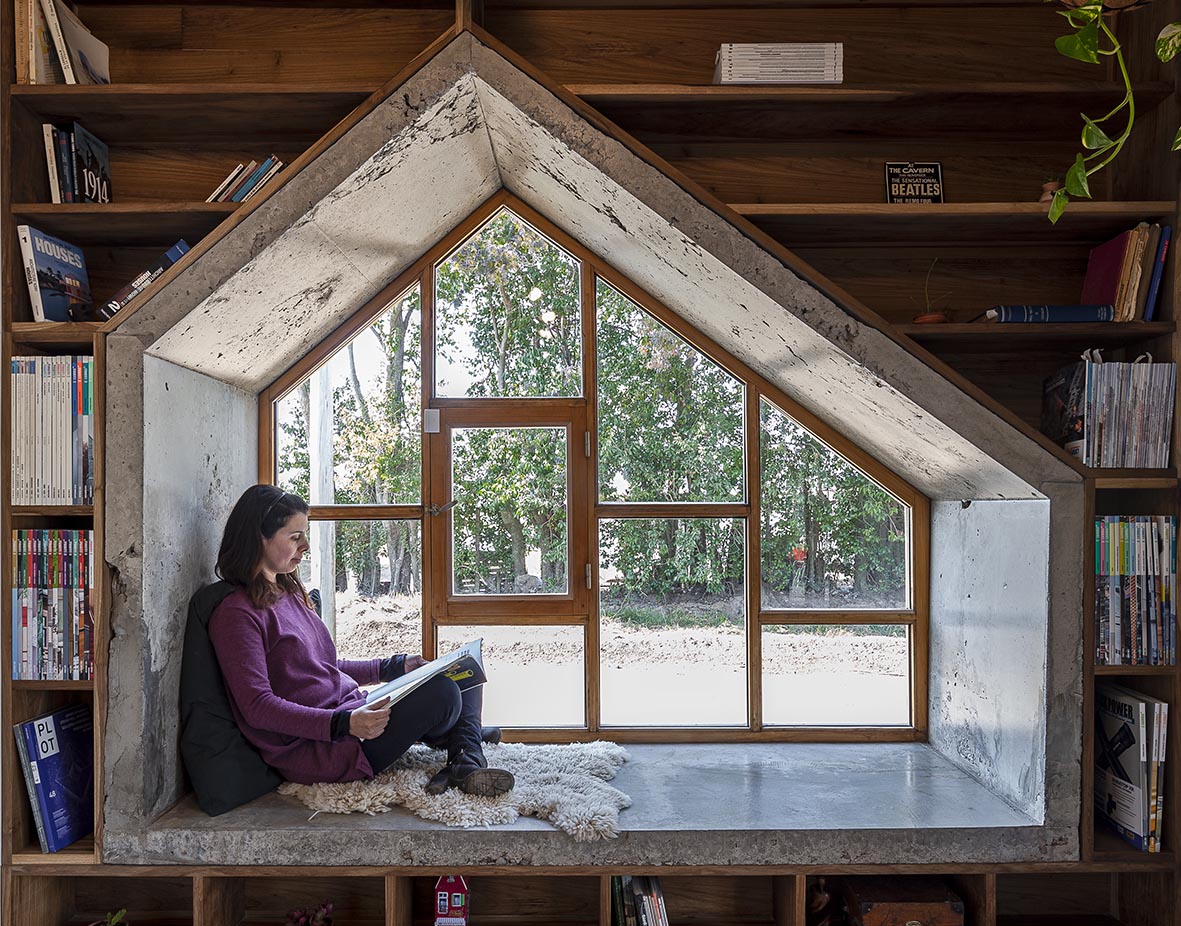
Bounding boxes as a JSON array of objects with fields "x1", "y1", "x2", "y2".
[{"x1": 426, "y1": 500, "x2": 457, "y2": 517}]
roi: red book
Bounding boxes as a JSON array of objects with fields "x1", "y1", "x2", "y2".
[{"x1": 1081, "y1": 228, "x2": 1137, "y2": 308}]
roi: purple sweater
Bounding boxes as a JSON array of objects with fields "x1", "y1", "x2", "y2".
[{"x1": 208, "y1": 588, "x2": 381, "y2": 784}]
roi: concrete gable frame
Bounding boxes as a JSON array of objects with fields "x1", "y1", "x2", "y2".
[{"x1": 103, "y1": 30, "x2": 1082, "y2": 864}]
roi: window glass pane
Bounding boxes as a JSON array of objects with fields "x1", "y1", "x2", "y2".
[
  {"x1": 761, "y1": 625, "x2": 910, "y2": 726},
  {"x1": 276, "y1": 286, "x2": 421, "y2": 506},
  {"x1": 452, "y1": 427, "x2": 568, "y2": 595},
  {"x1": 297, "y1": 520, "x2": 423, "y2": 655},
  {"x1": 435, "y1": 209, "x2": 581, "y2": 398},
  {"x1": 760, "y1": 399, "x2": 908, "y2": 610},
  {"x1": 599, "y1": 518, "x2": 746, "y2": 726},
  {"x1": 596, "y1": 279, "x2": 744, "y2": 503},
  {"x1": 437, "y1": 625, "x2": 585, "y2": 727}
]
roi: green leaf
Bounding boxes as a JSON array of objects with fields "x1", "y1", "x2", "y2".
[
  {"x1": 1065, "y1": 154, "x2": 1092, "y2": 198},
  {"x1": 1173, "y1": 124, "x2": 1181, "y2": 152},
  {"x1": 1081, "y1": 115, "x2": 1114, "y2": 150},
  {"x1": 1056, "y1": 21, "x2": 1101, "y2": 64},
  {"x1": 1048, "y1": 189, "x2": 1069, "y2": 224},
  {"x1": 1157, "y1": 23, "x2": 1181, "y2": 62}
]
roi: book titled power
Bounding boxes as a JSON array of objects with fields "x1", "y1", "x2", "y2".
[
  {"x1": 987, "y1": 305, "x2": 1115, "y2": 323},
  {"x1": 364, "y1": 638, "x2": 486, "y2": 706},
  {"x1": 12, "y1": 702, "x2": 94, "y2": 852}
]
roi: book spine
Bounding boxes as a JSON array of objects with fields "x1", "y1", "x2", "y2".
[
  {"x1": 38, "y1": 0, "x2": 75, "y2": 84},
  {"x1": 992, "y1": 304, "x2": 1115, "y2": 323},
  {"x1": 55, "y1": 128, "x2": 74, "y2": 203},
  {"x1": 230, "y1": 157, "x2": 275, "y2": 202},
  {"x1": 17, "y1": 226, "x2": 47, "y2": 323},
  {"x1": 12, "y1": 723, "x2": 50, "y2": 852},
  {"x1": 1143, "y1": 227, "x2": 1171, "y2": 322},
  {"x1": 41, "y1": 124, "x2": 61, "y2": 203},
  {"x1": 206, "y1": 163, "x2": 244, "y2": 203},
  {"x1": 16, "y1": 0, "x2": 31, "y2": 83}
]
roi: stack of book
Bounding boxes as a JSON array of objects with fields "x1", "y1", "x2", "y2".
[
  {"x1": 12, "y1": 703, "x2": 94, "y2": 852},
  {"x1": 206, "y1": 156, "x2": 286, "y2": 204},
  {"x1": 42, "y1": 121, "x2": 111, "y2": 204},
  {"x1": 18, "y1": 0, "x2": 111, "y2": 84},
  {"x1": 611, "y1": 875, "x2": 668, "y2": 926},
  {"x1": 10, "y1": 355, "x2": 94, "y2": 505},
  {"x1": 1041, "y1": 352, "x2": 1176, "y2": 467},
  {"x1": 713, "y1": 43, "x2": 843, "y2": 84},
  {"x1": 1095, "y1": 515, "x2": 1176, "y2": 666},
  {"x1": 10, "y1": 529, "x2": 95, "y2": 681},
  {"x1": 1095, "y1": 683, "x2": 1169, "y2": 852},
  {"x1": 1080, "y1": 222, "x2": 1172, "y2": 322}
]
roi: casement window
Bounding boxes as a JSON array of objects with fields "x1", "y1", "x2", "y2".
[{"x1": 262, "y1": 192, "x2": 928, "y2": 741}]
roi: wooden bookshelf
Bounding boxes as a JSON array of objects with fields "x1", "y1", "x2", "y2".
[{"x1": 2, "y1": 0, "x2": 1179, "y2": 922}]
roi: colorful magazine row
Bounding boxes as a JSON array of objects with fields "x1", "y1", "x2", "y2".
[
  {"x1": 1041, "y1": 353, "x2": 1176, "y2": 468},
  {"x1": 1095, "y1": 683, "x2": 1169, "y2": 853},
  {"x1": 17, "y1": 224, "x2": 189, "y2": 322},
  {"x1": 10, "y1": 529, "x2": 95, "y2": 682},
  {"x1": 12, "y1": 703, "x2": 94, "y2": 853},
  {"x1": 15, "y1": 0, "x2": 110, "y2": 85},
  {"x1": 10, "y1": 355, "x2": 94, "y2": 506},
  {"x1": 206, "y1": 155, "x2": 286, "y2": 203},
  {"x1": 42, "y1": 121, "x2": 111, "y2": 204},
  {"x1": 611, "y1": 875, "x2": 668, "y2": 926},
  {"x1": 1095, "y1": 516, "x2": 1177, "y2": 667}
]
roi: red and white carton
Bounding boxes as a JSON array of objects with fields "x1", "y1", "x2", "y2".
[{"x1": 434, "y1": 875, "x2": 470, "y2": 926}]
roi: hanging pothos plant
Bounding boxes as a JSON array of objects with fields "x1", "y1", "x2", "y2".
[{"x1": 1048, "y1": 0, "x2": 1181, "y2": 223}]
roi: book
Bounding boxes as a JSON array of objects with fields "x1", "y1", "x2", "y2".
[
  {"x1": 229, "y1": 157, "x2": 276, "y2": 202},
  {"x1": 1143, "y1": 225, "x2": 1171, "y2": 322},
  {"x1": 363, "y1": 638, "x2": 486, "y2": 706},
  {"x1": 986, "y1": 304, "x2": 1115, "y2": 323},
  {"x1": 220, "y1": 159, "x2": 258, "y2": 201},
  {"x1": 242, "y1": 158, "x2": 285, "y2": 202},
  {"x1": 1081, "y1": 228, "x2": 1139, "y2": 309},
  {"x1": 1095, "y1": 683, "x2": 1169, "y2": 852},
  {"x1": 54, "y1": 125, "x2": 74, "y2": 203},
  {"x1": 30, "y1": 0, "x2": 63, "y2": 83},
  {"x1": 41, "y1": 124, "x2": 61, "y2": 203},
  {"x1": 42, "y1": 0, "x2": 109, "y2": 85},
  {"x1": 206, "y1": 163, "x2": 246, "y2": 203},
  {"x1": 1118, "y1": 223, "x2": 1152, "y2": 321},
  {"x1": 72, "y1": 123, "x2": 111, "y2": 204},
  {"x1": 98, "y1": 240, "x2": 191, "y2": 321},
  {"x1": 714, "y1": 43, "x2": 843, "y2": 84},
  {"x1": 12, "y1": 702, "x2": 94, "y2": 852},
  {"x1": 1131, "y1": 224, "x2": 1162, "y2": 320},
  {"x1": 16, "y1": 224, "x2": 92, "y2": 322}
]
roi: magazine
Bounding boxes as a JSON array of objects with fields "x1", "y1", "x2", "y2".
[
  {"x1": 16, "y1": 224, "x2": 92, "y2": 322},
  {"x1": 1095, "y1": 682, "x2": 1161, "y2": 851},
  {"x1": 364, "y1": 638, "x2": 486, "y2": 706},
  {"x1": 12, "y1": 702, "x2": 94, "y2": 852}
]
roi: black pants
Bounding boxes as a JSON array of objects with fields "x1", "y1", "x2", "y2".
[{"x1": 360, "y1": 675, "x2": 484, "y2": 775}]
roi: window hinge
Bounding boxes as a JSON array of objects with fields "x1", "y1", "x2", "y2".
[
  {"x1": 585, "y1": 563, "x2": 593, "y2": 589},
  {"x1": 585, "y1": 431, "x2": 591, "y2": 458}
]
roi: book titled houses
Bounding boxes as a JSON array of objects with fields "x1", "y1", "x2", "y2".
[
  {"x1": 12, "y1": 702, "x2": 94, "y2": 852},
  {"x1": 16, "y1": 224, "x2": 92, "y2": 322}
]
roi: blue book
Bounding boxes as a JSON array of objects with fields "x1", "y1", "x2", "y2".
[
  {"x1": 99, "y1": 239, "x2": 190, "y2": 321},
  {"x1": 988, "y1": 304, "x2": 1115, "y2": 323},
  {"x1": 1143, "y1": 226, "x2": 1171, "y2": 322},
  {"x1": 15, "y1": 225, "x2": 92, "y2": 322},
  {"x1": 230, "y1": 156, "x2": 276, "y2": 203},
  {"x1": 13, "y1": 703, "x2": 94, "y2": 852}
]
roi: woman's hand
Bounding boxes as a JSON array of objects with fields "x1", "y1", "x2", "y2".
[
  {"x1": 349, "y1": 696, "x2": 391, "y2": 741},
  {"x1": 404, "y1": 654, "x2": 428, "y2": 672}
]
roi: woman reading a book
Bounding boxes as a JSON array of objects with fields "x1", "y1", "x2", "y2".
[{"x1": 208, "y1": 484, "x2": 514, "y2": 797}]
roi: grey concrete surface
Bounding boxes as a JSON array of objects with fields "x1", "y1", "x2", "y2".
[
  {"x1": 107, "y1": 744, "x2": 1057, "y2": 867},
  {"x1": 928, "y1": 499, "x2": 1050, "y2": 820},
  {"x1": 100, "y1": 30, "x2": 1087, "y2": 865}
]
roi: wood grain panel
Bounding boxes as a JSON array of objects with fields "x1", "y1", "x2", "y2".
[
  {"x1": 75, "y1": 876, "x2": 193, "y2": 921},
  {"x1": 1118, "y1": 871, "x2": 1177, "y2": 926},
  {"x1": 659, "y1": 875, "x2": 775, "y2": 924},
  {"x1": 8, "y1": 874, "x2": 74, "y2": 925},
  {"x1": 659, "y1": 147, "x2": 1080, "y2": 205},
  {"x1": 488, "y1": 8, "x2": 1094, "y2": 85},
  {"x1": 996, "y1": 873, "x2": 1115, "y2": 918},
  {"x1": 243, "y1": 875, "x2": 385, "y2": 922},
  {"x1": 107, "y1": 147, "x2": 307, "y2": 203},
  {"x1": 194, "y1": 875, "x2": 245, "y2": 926},
  {"x1": 410, "y1": 875, "x2": 601, "y2": 921}
]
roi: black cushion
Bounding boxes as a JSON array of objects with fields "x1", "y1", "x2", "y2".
[{"x1": 179, "y1": 581, "x2": 283, "y2": 816}]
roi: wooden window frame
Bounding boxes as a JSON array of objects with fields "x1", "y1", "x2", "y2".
[{"x1": 260, "y1": 189, "x2": 931, "y2": 743}]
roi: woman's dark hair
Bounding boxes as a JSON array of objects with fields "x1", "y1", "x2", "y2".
[{"x1": 216, "y1": 484, "x2": 311, "y2": 608}]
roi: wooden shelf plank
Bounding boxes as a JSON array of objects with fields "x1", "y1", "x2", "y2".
[
  {"x1": 11, "y1": 203, "x2": 237, "y2": 247},
  {"x1": 1091, "y1": 827, "x2": 1175, "y2": 867},
  {"x1": 10, "y1": 322, "x2": 102, "y2": 349},
  {"x1": 11, "y1": 834, "x2": 96, "y2": 866},
  {"x1": 1089, "y1": 470, "x2": 1178, "y2": 489},
  {"x1": 10, "y1": 506, "x2": 94, "y2": 517},
  {"x1": 896, "y1": 321, "x2": 1176, "y2": 353},
  {"x1": 11, "y1": 680, "x2": 95, "y2": 690},
  {"x1": 1094, "y1": 665, "x2": 1177, "y2": 676},
  {"x1": 571, "y1": 81, "x2": 1175, "y2": 105},
  {"x1": 732, "y1": 201, "x2": 1177, "y2": 245},
  {"x1": 10, "y1": 84, "x2": 376, "y2": 145}
]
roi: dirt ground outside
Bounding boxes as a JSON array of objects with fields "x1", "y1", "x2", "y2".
[{"x1": 333, "y1": 592, "x2": 911, "y2": 727}]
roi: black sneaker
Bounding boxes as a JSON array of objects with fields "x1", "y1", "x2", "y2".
[{"x1": 481, "y1": 726, "x2": 502, "y2": 745}]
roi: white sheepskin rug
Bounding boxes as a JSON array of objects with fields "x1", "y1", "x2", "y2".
[{"x1": 279, "y1": 741, "x2": 631, "y2": 842}]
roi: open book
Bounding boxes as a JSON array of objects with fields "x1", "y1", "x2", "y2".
[{"x1": 363, "y1": 639, "x2": 486, "y2": 706}]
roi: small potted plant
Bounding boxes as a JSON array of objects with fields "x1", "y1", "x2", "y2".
[
  {"x1": 286, "y1": 900, "x2": 335, "y2": 926},
  {"x1": 86, "y1": 910, "x2": 127, "y2": 926},
  {"x1": 1039, "y1": 176, "x2": 1064, "y2": 202},
  {"x1": 911, "y1": 258, "x2": 953, "y2": 324}
]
